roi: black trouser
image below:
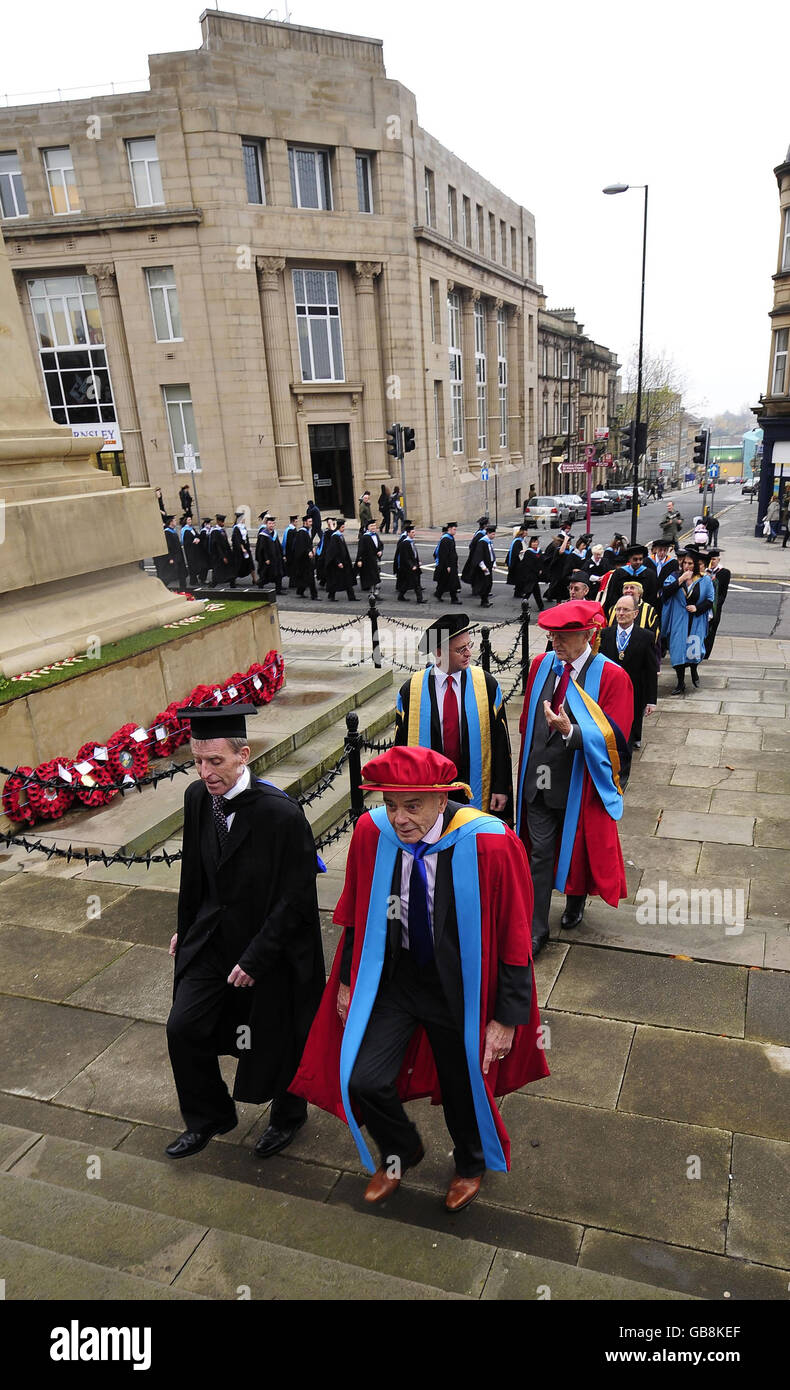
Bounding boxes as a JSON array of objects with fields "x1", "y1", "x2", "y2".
[
  {"x1": 349, "y1": 950, "x2": 484, "y2": 1178},
  {"x1": 167, "y1": 939, "x2": 306, "y2": 1133},
  {"x1": 436, "y1": 572, "x2": 460, "y2": 600},
  {"x1": 526, "y1": 793, "x2": 566, "y2": 944},
  {"x1": 630, "y1": 703, "x2": 644, "y2": 745},
  {"x1": 673, "y1": 663, "x2": 698, "y2": 689}
]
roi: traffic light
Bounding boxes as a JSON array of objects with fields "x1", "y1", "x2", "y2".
[
  {"x1": 621, "y1": 420, "x2": 635, "y2": 464},
  {"x1": 693, "y1": 430, "x2": 708, "y2": 469},
  {"x1": 635, "y1": 421, "x2": 648, "y2": 457},
  {"x1": 403, "y1": 426, "x2": 416, "y2": 453},
  {"x1": 386, "y1": 423, "x2": 402, "y2": 458}
]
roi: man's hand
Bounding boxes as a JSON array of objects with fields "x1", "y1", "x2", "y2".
[
  {"x1": 686, "y1": 604, "x2": 697, "y2": 613},
  {"x1": 645, "y1": 703, "x2": 657, "y2": 716},
  {"x1": 169, "y1": 933, "x2": 178, "y2": 957},
  {"x1": 228, "y1": 965, "x2": 255, "y2": 987},
  {"x1": 337, "y1": 982, "x2": 350, "y2": 1024},
  {"x1": 483, "y1": 1020, "x2": 515, "y2": 1074},
  {"x1": 543, "y1": 699, "x2": 572, "y2": 737},
  {"x1": 489, "y1": 792, "x2": 508, "y2": 813}
]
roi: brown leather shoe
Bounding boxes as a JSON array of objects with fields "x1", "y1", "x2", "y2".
[
  {"x1": 444, "y1": 1174, "x2": 482, "y2": 1212},
  {"x1": 363, "y1": 1144, "x2": 424, "y2": 1205}
]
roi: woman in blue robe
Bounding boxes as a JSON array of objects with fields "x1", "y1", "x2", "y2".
[{"x1": 662, "y1": 552, "x2": 715, "y2": 694}]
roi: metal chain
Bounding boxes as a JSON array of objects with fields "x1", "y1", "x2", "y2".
[
  {"x1": 296, "y1": 749, "x2": 350, "y2": 806},
  {"x1": 279, "y1": 615, "x2": 365, "y2": 636}
]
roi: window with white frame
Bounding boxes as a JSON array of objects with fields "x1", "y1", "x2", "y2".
[
  {"x1": 561, "y1": 348, "x2": 571, "y2": 379},
  {"x1": 580, "y1": 366, "x2": 589, "y2": 391},
  {"x1": 475, "y1": 300, "x2": 487, "y2": 451},
  {"x1": 772, "y1": 327, "x2": 788, "y2": 395},
  {"x1": 424, "y1": 167, "x2": 435, "y2": 226},
  {"x1": 126, "y1": 137, "x2": 163, "y2": 208},
  {"x1": 289, "y1": 147, "x2": 332, "y2": 209},
  {"x1": 579, "y1": 414, "x2": 588, "y2": 443},
  {"x1": 447, "y1": 185, "x2": 457, "y2": 240},
  {"x1": 497, "y1": 306, "x2": 508, "y2": 449},
  {"x1": 293, "y1": 269, "x2": 344, "y2": 381},
  {"x1": 242, "y1": 139, "x2": 266, "y2": 204},
  {"x1": 43, "y1": 146, "x2": 80, "y2": 214},
  {"x1": 356, "y1": 152, "x2": 373, "y2": 213},
  {"x1": 145, "y1": 266, "x2": 183, "y2": 342},
  {"x1": 27, "y1": 274, "x2": 115, "y2": 429},
  {"x1": 540, "y1": 342, "x2": 548, "y2": 376},
  {"x1": 561, "y1": 401, "x2": 574, "y2": 435},
  {"x1": 0, "y1": 151, "x2": 27, "y2": 218},
  {"x1": 163, "y1": 384, "x2": 201, "y2": 472},
  {"x1": 783, "y1": 208, "x2": 790, "y2": 272},
  {"x1": 434, "y1": 380, "x2": 442, "y2": 458},
  {"x1": 448, "y1": 290, "x2": 463, "y2": 454}
]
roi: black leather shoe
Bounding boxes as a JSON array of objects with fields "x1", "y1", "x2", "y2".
[
  {"x1": 165, "y1": 1118, "x2": 237, "y2": 1159},
  {"x1": 561, "y1": 895, "x2": 586, "y2": 930},
  {"x1": 531, "y1": 931, "x2": 549, "y2": 957},
  {"x1": 670, "y1": 685, "x2": 685, "y2": 696},
  {"x1": 254, "y1": 1116, "x2": 306, "y2": 1158},
  {"x1": 690, "y1": 670, "x2": 700, "y2": 687}
]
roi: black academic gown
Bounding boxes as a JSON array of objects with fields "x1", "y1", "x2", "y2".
[
  {"x1": 604, "y1": 563, "x2": 659, "y2": 615},
  {"x1": 292, "y1": 527, "x2": 317, "y2": 595},
  {"x1": 394, "y1": 535, "x2": 423, "y2": 595},
  {"x1": 209, "y1": 526, "x2": 236, "y2": 586},
  {"x1": 256, "y1": 531, "x2": 284, "y2": 591},
  {"x1": 434, "y1": 532, "x2": 460, "y2": 598},
  {"x1": 355, "y1": 531, "x2": 382, "y2": 589},
  {"x1": 180, "y1": 525, "x2": 202, "y2": 587},
  {"x1": 163, "y1": 525, "x2": 186, "y2": 589},
  {"x1": 171, "y1": 778, "x2": 325, "y2": 1112},
  {"x1": 325, "y1": 531, "x2": 355, "y2": 597},
  {"x1": 231, "y1": 524, "x2": 253, "y2": 580},
  {"x1": 599, "y1": 624, "x2": 658, "y2": 744},
  {"x1": 705, "y1": 564, "x2": 731, "y2": 656},
  {"x1": 394, "y1": 666, "x2": 513, "y2": 821},
  {"x1": 466, "y1": 535, "x2": 496, "y2": 599}
]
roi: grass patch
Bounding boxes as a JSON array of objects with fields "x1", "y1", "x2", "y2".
[{"x1": 0, "y1": 599, "x2": 270, "y2": 706}]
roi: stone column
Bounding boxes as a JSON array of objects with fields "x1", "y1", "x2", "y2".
[
  {"x1": 508, "y1": 306, "x2": 524, "y2": 461},
  {"x1": 486, "y1": 298, "x2": 502, "y2": 453},
  {"x1": 255, "y1": 256, "x2": 301, "y2": 484},
  {"x1": 85, "y1": 262, "x2": 147, "y2": 485},
  {"x1": 352, "y1": 261, "x2": 388, "y2": 484},
  {"x1": 462, "y1": 288, "x2": 480, "y2": 470}
]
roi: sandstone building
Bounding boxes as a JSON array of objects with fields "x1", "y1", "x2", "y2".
[
  {"x1": 537, "y1": 305, "x2": 619, "y2": 494},
  {"x1": 753, "y1": 141, "x2": 790, "y2": 531},
  {"x1": 0, "y1": 10, "x2": 543, "y2": 525}
]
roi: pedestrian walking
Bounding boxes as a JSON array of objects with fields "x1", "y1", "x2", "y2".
[
  {"x1": 355, "y1": 518, "x2": 382, "y2": 592},
  {"x1": 704, "y1": 548, "x2": 730, "y2": 657},
  {"x1": 378, "y1": 484, "x2": 392, "y2": 533},
  {"x1": 660, "y1": 502, "x2": 683, "y2": 545},
  {"x1": 599, "y1": 593, "x2": 658, "y2": 749},
  {"x1": 256, "y1": 515, "x2": 285, "y2": 593},
  {"x1": 434, "y1": 522, "x2": 461, "y2": 603},
  {"x1": 325, "y1": 518, "x2": 357, "y2": 601},
  {"x1": 662, "y1": 551, "x2": 715, "y2": 694},
  {"x1": 358, "y1": 491, "x2": 373, "y2": 530},
  {"x1": 393, "y1": 521, "x2": 426, "y2": 602},
  {"x1": 293, "y1": 515, "x2": 319, "y2": 599},
  {"x1": 467, "y1": 524, "x2": 497, "y2": 608}
]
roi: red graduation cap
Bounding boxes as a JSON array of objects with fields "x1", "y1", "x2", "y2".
[
  {"x1": 360, "y1": 746, "x2": 471, "y2": 797},
  {"x1": 537, "y1": 599, "x2": 607, "y2": 633}
]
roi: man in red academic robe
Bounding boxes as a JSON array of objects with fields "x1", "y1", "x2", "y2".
[
  {"x1": 291, "y1": 746, "x2": 548, "y2": 1213},
  {"x1": 516, "y1": 599, "x2": 633, "y2": 955}
]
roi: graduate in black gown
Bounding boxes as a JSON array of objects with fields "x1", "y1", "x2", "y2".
[
  {"x1": 166, "y1": 705, "x2": 325, "y2": 1160},
  {"x1": 231, "y1": 511, "x2": 254, "y2": 582},
  {"x1": 355, "y1": 518, "x2": 382, "y2": 592},
  {"x1": 325, "y1": 519, "x2": 357, "y2": 600},
  {"x1": 292, "y1": 516, "x2": 319, "y2": 599},
  {"x1": 256, "y1": 515, "x2": 285, "y2": 593},
  {"x1": 158, "y1": 514, "x2": 186, "y2": 590},
  {"x1": 394, "y1": 521, "x2": 426, "y2": 602},
  {"x1": 315, "y1": 518, "x2": 334, "y2": 588},
  {"x1": 209, "y1": 515, "x2": 236, "y2": 589},
  {"x1": 434, "y1": 522, "x2": 461, "y2": 602}
]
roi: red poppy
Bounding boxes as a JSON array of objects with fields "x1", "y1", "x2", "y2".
[
  {"x1": 26, "y1": 758, "x2": 77, "y2": 821},
  {"x1": 2, "y1": 767, "x2": 35, "y2": 824}
]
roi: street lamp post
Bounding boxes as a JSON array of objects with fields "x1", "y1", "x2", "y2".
[{"x1": 603, "y1": 182, "x2": 648, "y2": 545}]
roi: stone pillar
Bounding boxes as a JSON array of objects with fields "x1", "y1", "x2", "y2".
[
  {"x1": 85, "y1": 263, "x2": 147, "y2": 485},
  {"x1": 486, "y1": 298, "x2": 502, "y2": 453},
  {"x1": 508, "y1": 306, "x2": 524, "y2": 461},
  {"x1": 462, "y1": 288, "x2": 480, "y2": 470},
  {"x1": 353, "y1": 260, "x2": 388, "y2": 484},
  {"x1": 255, "y1": 256, "x2": 301, "y2": 484}
]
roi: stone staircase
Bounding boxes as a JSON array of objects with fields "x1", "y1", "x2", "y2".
[{"x1": 0, "y1": 1125, "x2": 694, "y2": 1301}]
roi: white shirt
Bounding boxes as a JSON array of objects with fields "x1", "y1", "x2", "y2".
[
  {"x1": 221, "y1": 764, "x2": 250, "y2": 831},
  {"x1": 431, "y1": 665, "x2": 462, "y2": 745},
  {"x1": 552, "y1": 643, "x2": 591, "y2": 742},
  {"x1": 399, "y1": 811, "x2": 443, "y2": 949}
]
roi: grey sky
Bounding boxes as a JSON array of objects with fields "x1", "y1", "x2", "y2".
[{"x1": 3, "y1": 0, "x2": 785, "y2": 415}]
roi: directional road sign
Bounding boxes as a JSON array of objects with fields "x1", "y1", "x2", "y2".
[{"x1": 480, "y1": 466, "x2": 489, "y2": 481}]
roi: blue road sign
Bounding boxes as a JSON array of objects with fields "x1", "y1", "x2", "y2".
[
  {"x1": 480, "y1": 467, "x2": 489, "y2": 482},
  {"x1": 708, "y1": 464, "x2": 719, "y2": 478}
]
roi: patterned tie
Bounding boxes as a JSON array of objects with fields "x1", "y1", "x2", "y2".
[
  {"x1": 550, "y1": 660, "x2": 573, "y2": 714},
  {"x1": 442, "y1": 676, "x2": 462, "y2": 771},
  {"x1": 406, "y1": 841, "x2": 434, "y2": 967},
  {"x1": 211, "y1": 794, "x2": 231, "y2": 849},
  {"x1": 617, "y1": 626, "x2": 630, "y2": 654}
]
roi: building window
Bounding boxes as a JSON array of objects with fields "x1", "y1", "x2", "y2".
[
  {"x1": 145, "y1": 266, "x2": 183, "y2": 342},
  {"x1": 242, "y1": 139, "x2": 266, "y2": 204},
  {"x1": 126, "y1": 137, "x2": 163, "y2": 208},
  {"x1": 43, "y1": 146, "x2": 80, "y2": 214},
  {"x1": 580, "y1": 366, "x2": 589, "y2": 392},
  {"x1": 540, "y1": 342, "x2": 548, "y2": 376},
  {"x1": 27, "y1": 274, "x2": 116, "y2": 430},
  {"x1": 554, "y1": 399, "x2": 560, "y2": 434},
  {"x1": 289, "y1": 147, "x2": 332, "y2": 209},
  {"x1": 475, "y1": 300, "x2": 487, "y2": 451},
  {"x1": 528, "y1": 386, "x2": 534, "y2": 438},
  {"x1": 579, "y1": 413, "x2": 588, "y2": 442},
  {"x1": 527, "y1": 236, "x2": 534, "y2": 278},
  {"x1": 783, "y1": 208, "x2": 790, "y2": 272},
  {"x1": 463, "y1": 195, "x2": 472, "y2": 248},
  {"x1": 528, "y1": 314, "x2": 535, "y2": 360},
  {"x1": 448, "y1": 290, "x2": 463, "y2": 454},
  {"x1": 500, "y1": 219, "x2": 507, "y2": 265},
  {"x1": 511, "y1": 226, "x2": 517, "y2": 272},
  {"x1": 293, "y1": 268, "x2": 344, "y2": 381},
  {"x1": 772, "y1": 327, "x2": 788, "y2": 395},
  {"x1": 163, "y1": 384, "x2": 201, "y2": 473},
  {"x1": 476, "y1": 203, "x2": 484, "y2": 252},
  {"x1": 0, "y1": 151, "x2": 27, "y2": 218},
  {"x1": 497, "y1": 306, "x2": 508, "y2": 448},
  {"x1": 429, "y1": 278, "x2": 440, "y2": 343},
  {"x1": 489, "y1": 212, "x2": 496, "y2": 258},
  {"x1": 561, "y1": 349, "x2": 572, "y2": 379},
  {"x1": 434, "y1": 380, "x2": 443, "y2": 458},
  {"x1": 424, "y1": 167, "x2": 435, "y2": 226},
  {"x1": 555, "y1": 347, "x2": 562, "y2": 377},
  {"x1": 356, "y1": 152, "x2": 373, "y2": 213},
  {"x1": 447, "y1": 185, "x2": 457, "y2": 240},
  {"x1": 542, "y1": 397, "x2": 549, "y2": 437}
]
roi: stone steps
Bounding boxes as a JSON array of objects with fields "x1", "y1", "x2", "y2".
[{"x1": 2, "y1": 1126, "x2": 694, "y2": 1301}]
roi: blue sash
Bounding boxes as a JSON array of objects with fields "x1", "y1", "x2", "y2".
[
  {"x1": 339, "y1": 806, "x2": 509, "y2": 1173},
  {"x1": 418, "y1": 669, "x2": 484, "y2": 810}
]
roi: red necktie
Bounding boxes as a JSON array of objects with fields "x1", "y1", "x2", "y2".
[
  {"x1": 442, "y1": 677, "x2": 462, "y2": 770},
  {"x1": 550, "y1": 661, "x2": 573, "y2": 714}
]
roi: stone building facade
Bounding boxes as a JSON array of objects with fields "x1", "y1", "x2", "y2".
[
  {"x1": 537, "y1": 305, "x2": 619, "y2": 494},
  {"x1": 0, "y1": 11, "x2": 542, "y2": 525},
  {"x1": 753, "y1": 142, "x2": 790, "y2": 532}
]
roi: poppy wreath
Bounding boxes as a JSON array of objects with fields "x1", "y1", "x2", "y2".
[
  {"x1": 220, "y1": 673, "x2": 248, "y2": 706},
  {"x1": 149, "y1": 710, "x2": 181, "y2": 759},
  {"x1": 71, "y1": 758, "x2": 119, "y2": 808},
  {"x1": 106, "y1": 724, "x2": 150, "y2": 782},
  {"x1": 2, "y1": 767, "x2": 35, "y2": 824},
  {"x1": 26, "y1": 757, "x2": 77, "y2": 821}
]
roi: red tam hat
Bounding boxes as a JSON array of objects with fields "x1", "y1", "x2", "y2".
[
  {"x1": 537, "y1": 599, "x2": 607, "y2": 633},
  {"x1": 360, "y1": 746, "x2": 472, "y2": 798}
]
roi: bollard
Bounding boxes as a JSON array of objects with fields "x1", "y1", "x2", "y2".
[
  {"x1": 345, "y1": 710, "x2": 364, "y2": 820},
  {"x1": 520, "y1": 600, "x2": 531, "y2": 694},
  {"x1": 368, "y1": 593, "x2": 382, "y2": 668},
  {"x1": 480, "y1": 625, "x2": 491, "y2": 673}
]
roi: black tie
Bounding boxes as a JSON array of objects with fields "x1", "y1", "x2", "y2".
[{"x1": 211, "y1": 795, "x2": 232, "y2": 849}]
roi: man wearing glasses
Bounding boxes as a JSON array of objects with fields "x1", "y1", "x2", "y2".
[{"x1": 394, "y1": 613, "x2": 513, "y2": 820}]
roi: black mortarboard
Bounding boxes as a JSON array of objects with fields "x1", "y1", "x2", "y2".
[
  {"x1": 181, "y1": 704, "x2": 258, "y2": 740},
  {"x1": 446, "y1": 521, "x2": 458, "y2": 528},
  {"x1": 418, "y1": 612, "x2": 471, "y2": 656},
  {"x1": 477, "y1": 516, "x2": 488, "y2": 527},
  {"x1": 651, "y1": 537, "x2": 669, "y2": 548},
  {"x1": 485, "y1": 525, "x2": 497, "y2": 533},
  {"x1": 404, "y1": 519, "x2": 414, "y2": 530},
  {"x1": 569, "y1": 570, "x2": 591, "y2": 587},
  {"x1": 289, "y1": 514, "x2": 298, "y2": 521},
  {"x1": 216, "y1": 513, "x2": 227, "y2": 523},
  {"x1": 163, "y1": 514, "x2": 175, "y2": 524},
  {"x1": 235, "y1": 510, "x2": 245, "y2": 518},
  {"x1": 707, "y1": 548, "x2": 721, "y2": 557},
  {"x1": 625, "y1": 543, "x2": 648, "y2": 559}
]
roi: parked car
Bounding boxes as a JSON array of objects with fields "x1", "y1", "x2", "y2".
[
  {"x1": 523, "y1": 495, "x2": 573, "y2": 529},
  {"x1": 605, "y1": 489, "x2": 624, "y2": 511},
  {"x1": 589, "y1": 490, "x2": 615, "y2": 515},
  {"x1": 742, "y1": 478, "x2": 759, "y2": 495},
  {"x1": 557, "y1": 493, "x2": 587, "y2": 521}
]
